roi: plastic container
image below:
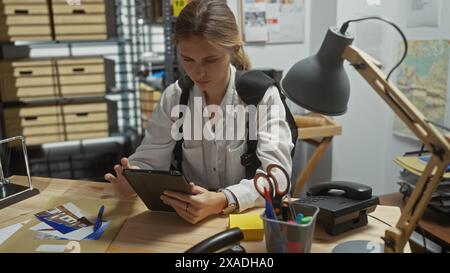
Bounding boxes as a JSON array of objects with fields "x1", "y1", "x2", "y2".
[{"x1": 261, "y1": 202, "x2": 319, "y2": 253}]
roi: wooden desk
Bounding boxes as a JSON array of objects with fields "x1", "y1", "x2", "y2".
[
  {"x1": 380, "y1": 193, "x2": 450, "y2": 251},
  {"x1": 1, "y1": 176, "x2": 408, "y2": 253}
]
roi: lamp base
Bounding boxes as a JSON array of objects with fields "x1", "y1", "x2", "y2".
[
  {"x1": 331, "y1": 240, "x2": 384, "y2": 253},
  {"x1": 0, "y1": 183, "x2": 40, "y2": 210}
]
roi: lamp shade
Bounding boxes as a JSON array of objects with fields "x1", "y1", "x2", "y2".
[{"x1": 281, "y1": 28, "x2": 355, "y2": 116}]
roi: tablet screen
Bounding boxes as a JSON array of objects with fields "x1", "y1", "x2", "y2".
[{"x1": 123, "y1": 169, "x2": 191, "y2": 212}]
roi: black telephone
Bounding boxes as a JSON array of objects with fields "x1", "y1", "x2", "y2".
[{"x1": 298, "y1": 181, "x2": 379, "y2": 236}]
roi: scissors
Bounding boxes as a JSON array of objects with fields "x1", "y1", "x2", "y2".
[{"x1": 254, "y1": 164, "x2": 292, "y2": 220}]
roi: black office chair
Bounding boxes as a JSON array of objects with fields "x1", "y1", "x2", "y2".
[{"x1": 184, "y1": 227, "x2": 246, "y2": 253}]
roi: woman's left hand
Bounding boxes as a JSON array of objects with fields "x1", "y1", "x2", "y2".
[{"x1": 160, "y1": 182, "x2": 227, "y2": 224}]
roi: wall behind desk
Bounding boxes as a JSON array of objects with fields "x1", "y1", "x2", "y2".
[{"x1": 333, "y1": 0, "x2": 450, "y2": 195}]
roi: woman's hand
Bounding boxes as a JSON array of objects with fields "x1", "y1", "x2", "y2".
[
  {"x1": 104, "y1": 157, "x2": 139, "y2": 198},
  {"x1": 161, "y1": 182, "x2": 228, "y2": 224}
]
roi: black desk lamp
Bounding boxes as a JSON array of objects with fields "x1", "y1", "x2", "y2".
[{"x1": 281, "y1": 17, "x2": 450, "y2": 253}]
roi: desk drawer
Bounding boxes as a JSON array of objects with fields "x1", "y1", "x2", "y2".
[
  {"x1": 58, "y1": 74, "x2": 105, "y2": 85},
  {"x1": 5, "y1": 108, "x2": 108, "y2": 127},
  {"x1": 55, "y1": 24, "x2": 107, "y2": 35},
  {"x1": 1, "y1": 86, "x2": 59, "y2": 102},
  {"x1": 65, "y1": 112, "x2": 108, "y2": 124},
  {"x1": 0, "y1": 1, "x2": 114, "y2": 42},
  {"x1": 4, "y1": 101, "x2": 110, "y2": 145},
  {"x1": 7, "y1": 124, "x2": 65, "y2": 137},
  {"x1": 0, "y1": 14, "x2": 49, "y2": 25},
  {"x1": 0, "y1": 2, "x2": 51, "y2": 41},
  {"x1": 57, "y1": 62, "x2": 105, "y2": 75},
  {"x1": 0, "y1": 3, "x2": 49, "y2": 15},
  {"x1": 0, "y1": 82, "x2": 107, "y2": 102},
  {"x1": 51, "y1": 3, "x2": 106, "y2": 14},
  {"x1": 0, "y1": 65, "x2": 55, "y2": 77},
  {"x1": 1, "y1": 76, "x2": 56, "y2": 88},
  {"x1": 6, "y1": 114, "x2": 62, "y2": 128},
  {"x1": 25, "y1": 135, "x2": 65, "y2": 145},
  {"x1": 4, "y1": 105, "x2": 61, "y2": 119},
  {"x1": 53, "y1": 14, "x2": 105, "y2": 24},
  {"x1": 52, "y1": 0, "x2": 114, "y2": 41},
  {"x1": 0, "y1": 59, "x2": 53, "y2": 68},
  {"x1": 62, "y1": 102, "x2": 107, "y2": 114},
  {"x1": 0, "y1": 24, "x2": 51, "y2": 41},
  {"x1": 56, "y1": 57, "x2": 112, "y2": 87},
  {"x1": 60, "y1": 83, "x2": 106, "y2": 96},
  {"x1": 66, "y1": 122, "x2": 108, "y2": 133},
  {"x1": 0, "y1": 57, "x2": 112, "y2": 101},
  {"x1": 66, "y1": 131, "x2": 108, "y2": 141},
  {"x1": 1, "y1": 0, "x2": 48, "y2": 3},
  {"x1": 1, "y1": 25, "x2": 51, "y2": 35}
]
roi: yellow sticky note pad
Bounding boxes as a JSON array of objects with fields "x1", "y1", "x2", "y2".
[{"x1": 229, "y1": 213, "x2": 264, "y2": 241}]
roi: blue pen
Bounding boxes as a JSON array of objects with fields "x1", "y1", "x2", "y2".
[{"x1": 93, "y1": 205, "x2": 105, "y2": 232}]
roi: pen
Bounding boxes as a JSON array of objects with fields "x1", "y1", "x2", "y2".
[
  {"x1": 93, "y1": 205, "x2": 105, "y2": 232},
  {"x1": 263, "y1": 187, "x2": 276, "y2": 220},
  {"x1": 263, "y1": 187, "x2": 272, "y2": 204}
]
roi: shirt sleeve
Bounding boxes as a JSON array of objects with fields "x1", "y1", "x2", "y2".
[
  {"x1": 225, "y1": 86, "x2": 295, "y2": 212},
  {"x1": 128, "y1": 83, "x2": 181, "y2": 170}
]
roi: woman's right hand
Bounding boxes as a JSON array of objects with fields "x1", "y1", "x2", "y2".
[{"x1": 104, "y1": 157, "x2": 139, "y2": 198}]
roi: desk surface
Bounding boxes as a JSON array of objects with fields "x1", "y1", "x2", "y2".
[
  {"x1": 1, "y1": 176, "x2": 408, "y2": 253},
  {"x1": 380, "y1": 193, "x2": 450, "y2": 249}
]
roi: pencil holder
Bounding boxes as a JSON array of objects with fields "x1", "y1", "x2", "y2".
[{"x1": 261, "y1": 202, "x2": 319, "y2": 253}]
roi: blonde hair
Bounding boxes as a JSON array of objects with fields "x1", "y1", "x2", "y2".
[{"x1": 174, "y1": 0, "x2": 251, "y2": 71}]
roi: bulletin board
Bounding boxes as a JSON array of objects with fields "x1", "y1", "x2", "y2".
[{"x1": 240, "y1": 0, "x2": 305, "y2": 44}]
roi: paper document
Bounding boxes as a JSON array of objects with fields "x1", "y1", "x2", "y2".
[
  {"x1": 243, "y1": 2, "x2": 268, "y2": 42},
  {"x1": 0, "y1": 197, "x2": 133, "y2": 253},
  {"x1": 32, "y1": 202, "x2": 108, "y2": 241},
  {"x1": 0, "y1": 223, "x2": 24, "y2": 246},
  {"x1": 406, "y1": 0, "x2": 442, "y2": 28}
]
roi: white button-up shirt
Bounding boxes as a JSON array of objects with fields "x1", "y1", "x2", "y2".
[{"x1": 129, "y1": 65, "x2": 294, "y2": 212}]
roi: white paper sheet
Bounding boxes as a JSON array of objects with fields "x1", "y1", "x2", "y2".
[
  {"x1": 243, "y1": 2, "x2": 268, "y2": 42},
  {"x1": 0, "y1": 224, "x2": 23, "y2": 245},
  {"x1": 406, "y1": 0, "x2": 442, "y2": 28},
  {"x1": 31, "y1": 222, "x2": 95, "y2": 241},
  {"x1": 35, "y1": 244, "x2": 67, "y2": 252},
  {"x1": 0, "y1": 220, "x2": 30, "y2": 246}
]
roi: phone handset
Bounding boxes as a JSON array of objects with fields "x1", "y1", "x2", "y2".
[
  {"x1": 308, "y1": 181, "x2": 372, "y2": 200},
  {"x1": 185, "y1": 228, "x2": 245, "y2": 253}
]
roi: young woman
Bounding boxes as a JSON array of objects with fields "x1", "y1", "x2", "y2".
[{"x1": 105, "y1": 0, "x2": 293, "y2": 224}]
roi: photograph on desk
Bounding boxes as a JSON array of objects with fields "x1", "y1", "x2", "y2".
[
  {"x1": 32, "y1": 203, "x2": 110, "y2": 241},
  {"x1": 0, "y1": 197, "x2": 132, "y2": 253}
]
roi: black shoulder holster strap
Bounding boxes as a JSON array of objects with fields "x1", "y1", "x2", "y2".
[
  {"x1": 236, "y1": 71, "x2": 298, "y2": 179},
  {"x1": 172, "y1": 74, "x2": 193, "y2": 173},
  {"x1": 235, "y1": 71, "x2": 273, "y2": 179}
]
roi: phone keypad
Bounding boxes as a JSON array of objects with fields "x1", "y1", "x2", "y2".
[{"x1": 299, "y1": 196, "x2": 330, "y2": 204}]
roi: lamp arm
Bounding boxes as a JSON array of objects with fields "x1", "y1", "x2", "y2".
[{"x1": 342, "y1": 45, "x2": 450, "y2": 253}]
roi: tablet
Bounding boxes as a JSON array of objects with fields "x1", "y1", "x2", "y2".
[{"x1": 123, "y1": 169, "x2": 192, "y2": 212}]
